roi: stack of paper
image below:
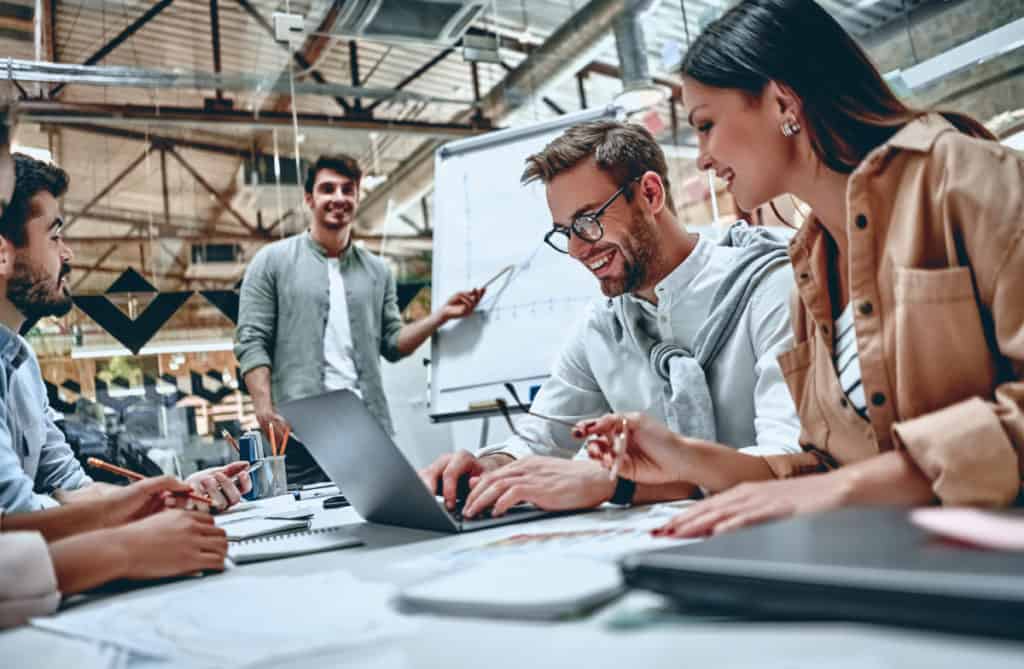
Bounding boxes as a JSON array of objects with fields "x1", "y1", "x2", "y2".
[{"x1": 32, "y1": 572, "x2": 414, "y2": 668}]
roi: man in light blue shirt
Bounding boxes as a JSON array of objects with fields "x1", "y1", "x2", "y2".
[
  {"x1": 420, "y1": 120, "x2": 802, "y2": 516},
  {"x1": 0, "y1": 153, "x2": 251, "y2": 513}
]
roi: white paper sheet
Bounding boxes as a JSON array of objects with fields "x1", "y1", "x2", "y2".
[
  {"x1": 397, "y1": 502, "x2": 700, "y2": 571},
  {"x1": 31, "y1": 571, "x2": 414, "y2": 668}
]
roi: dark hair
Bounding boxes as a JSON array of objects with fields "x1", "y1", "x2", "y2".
[
  {"x1": 681, "y1": 0, "x2": 995, "y2": 174},
  {"x1": 304, "y1": 153, "x2": 362, "y2": 193},
  {"x1": 522, "y1": 120, "x2": 677, "y2": 215},
  {"x1": 2, "y1": 153, "x2": 69, "y2": 247}
]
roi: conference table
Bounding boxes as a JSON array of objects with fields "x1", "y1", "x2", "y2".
[{"x1": 3, "y1": 496, "x2": 1023, "y2": 669}]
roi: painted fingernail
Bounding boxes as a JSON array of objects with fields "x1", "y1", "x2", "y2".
[{"x1": 572, "y1": 429, "x2": 583, "y2": 438}]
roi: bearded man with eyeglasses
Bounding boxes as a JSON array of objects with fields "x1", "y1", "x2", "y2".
[{"x1": 420, "y1": 120, "x2": 802, "y2": 519}]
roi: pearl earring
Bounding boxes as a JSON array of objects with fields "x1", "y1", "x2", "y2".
[{"x1": 781, "y1": 119, "x2": 802, "y2": 137}]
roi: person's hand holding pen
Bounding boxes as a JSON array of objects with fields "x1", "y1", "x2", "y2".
[
  {"x1": 67, "y1": 473, "x2": 206, "y2": 531},
  {"x1": 87, "y1": 457, "x2": 252, "y2": 513},
  {"x1": 575, "y1": 412, "x2": 695, "y2": 486},
  {"x1": 185, "y1": 461, "x2": 254, "y2": 512},
  {"x1": 439, "y1": 287, "x2": 485, "y2": 322},
  {"x1": 437, "y1": 264, "x2": 512, "y2": 324}
]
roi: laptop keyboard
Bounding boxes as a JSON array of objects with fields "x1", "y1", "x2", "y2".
[{"x1": 447, "y1": 500, "x2": 535, "y2": 523}]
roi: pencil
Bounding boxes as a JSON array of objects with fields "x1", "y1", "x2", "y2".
[
  {"x1": 609, "y1": 417, "x2": 628, "y2": 481},
  {"x1": 269, "y1": 426, "x2": 278, "y2": 457},
  {"x1": 221, "y1": 430, "x2": 240, "y2": 455},
  {"x1": 86, "y1": 457, "x2": 215, "y2": 506},
  {"x1": 280, "y1": 427, "x2": 291, "y2": 456}
]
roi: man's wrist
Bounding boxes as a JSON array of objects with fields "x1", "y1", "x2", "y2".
[{"x1": 429, "y1": 309, "x2": 448, "y2": 328}]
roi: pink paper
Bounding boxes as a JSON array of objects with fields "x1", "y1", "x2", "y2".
[{"x1": 910, "y1": 507, "x2": 1024, "y2": 552}]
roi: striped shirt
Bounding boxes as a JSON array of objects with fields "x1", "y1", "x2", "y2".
[{"x1": 834, "y1": 304, "x2": 869, "y2": 420}]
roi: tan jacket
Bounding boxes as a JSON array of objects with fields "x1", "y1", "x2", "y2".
[{"x1": 764, "y1": 115, "x2": 1024, "y2": 507}]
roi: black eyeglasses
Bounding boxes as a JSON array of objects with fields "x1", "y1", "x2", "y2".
[
  {"x1": 544, "y1": 177, "x2": 639, "y2": 254},
  {"x1": 495, "y1": 383, "x2": 576, "y2": 445}
]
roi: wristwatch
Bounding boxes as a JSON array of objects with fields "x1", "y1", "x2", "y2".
[{"x1": 610, "y1": 476, "x2": 636, "y2": 506}]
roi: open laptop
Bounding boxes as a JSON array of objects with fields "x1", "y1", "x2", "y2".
[
  {"x1": 279, "y1": 389, "x2": 555, "y2": 532},
  {"x1": 620, "y1": 507, "x2": 1024, "y2": 639}
]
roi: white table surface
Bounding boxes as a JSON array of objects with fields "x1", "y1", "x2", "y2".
[{"x1": 3, "y1": 496, "x2": 1023, "y2": 669}]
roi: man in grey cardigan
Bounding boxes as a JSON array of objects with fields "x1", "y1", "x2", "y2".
[
  {"x1": 235, "y1": 154, "x2": 483, "y2": 483},
  {"x1": 420, "y1": 120, "x2": 802, "y2": 517}
]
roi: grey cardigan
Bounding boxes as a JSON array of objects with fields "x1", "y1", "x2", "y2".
[{"x1": 234, "y1": 232, "x2": 404, "y2": 433}]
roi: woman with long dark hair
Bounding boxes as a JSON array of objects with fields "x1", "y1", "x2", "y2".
[{"x1": 580, "y1": 0, "x2": 1024, "y2": 536}]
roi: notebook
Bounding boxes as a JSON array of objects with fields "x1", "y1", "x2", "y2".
[
  {"x1": 222, "y1": 517, "x2": 311, "y2": 541},
  {"x1": 228, "y1": 526, "x2": 363, "y2": 564},
  {"x1": 397, "y1": 556, "x2": 624, "y2": 620}
]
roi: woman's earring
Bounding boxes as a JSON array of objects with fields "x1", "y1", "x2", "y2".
[{"x1": 781, "y1": 119, "x2": 802, "y2": 137}]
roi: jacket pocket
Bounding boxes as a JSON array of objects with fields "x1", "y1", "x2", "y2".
[
  {"x1": 778, "y1": 339, "x2": 829, "y2": 450},
  {"x1": 893, "y1": 266, "x2": 995, "y2": 419},
  {"x1": 778, "y1": 339, "x2": 813, "y2": 403}
]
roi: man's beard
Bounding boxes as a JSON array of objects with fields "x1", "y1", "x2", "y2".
[
  {"x1": 598, "y1": 207, "x2": 659, "y2": 297},
  {"x1": 7, "y1": 254, "x2": 72, "y2": 320}
]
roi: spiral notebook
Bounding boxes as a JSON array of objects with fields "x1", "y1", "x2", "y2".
[
  {"x1": 228, "y1": 526, "x2": 363, "y2": 564},
  {"x1": 221, "y1": 517, "x2": 311, "y2": 541}
]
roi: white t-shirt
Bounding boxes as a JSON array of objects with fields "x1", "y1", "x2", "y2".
[
  {"x1": 323, "y1": 257, "x2": 360, "y2": 393},
  {"x1": 834, "y1": 302, "x2": 868, "y2": 420}
]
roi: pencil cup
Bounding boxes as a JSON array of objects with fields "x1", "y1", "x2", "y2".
[
  {"x1": 252, "y1": 455, "x2": 288, "y2": 498},
  {"x1": 238, "y1": 431, "x2": 264, "y2": 501}
]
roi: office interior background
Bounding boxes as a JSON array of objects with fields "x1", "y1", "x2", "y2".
[{"x1": 2, "y1": 0, "x2": 1022, "y2": 477}]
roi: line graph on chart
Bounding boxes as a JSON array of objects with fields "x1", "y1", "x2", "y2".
[
  {"x1": 428, "y1": 111, "x2": 621, "y2": 413},
  {"x1": 432, "y1": 166, "x2": 600, "y2": 392}
]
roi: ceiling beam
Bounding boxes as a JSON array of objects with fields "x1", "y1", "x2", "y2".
[
  {"x1": 69, "y1": 263, "x2": 191, "y2": 283},
  {"x1": 235, "y1": 0, "x2": 352, "y2": 114},
  {"x1": 582, "y1": 60, "x2": 681, "y2": 100},
  {"x1": 65, "y1": 146, "x2": 152, "y2": 232},
  {"x1": 269, "y1": 2, "x2": 341, "y2": 114},
  {"x1": 21, "y1": 101, "x2": 486, "y2": 138},
  {"x1": 67, "y1": 233, "x2": 253, "y2": 244},
  {"x1": 33, "y1": 0, "x2": 57, "y2": 97},
  {"x1": 365, "y1": 47, "x2": 455, "y2": 114},
  {"x1": 209, "y1": 0, "x2": 224, "y2": 100},
  {"x1": 52, "y1": 123, "x2": 258, "y2": 160},
  {"x1": 71, "y1": 243, "x2": 121, "y2": 291},
  {"x1": 164, "y1": 144, "x2": 261, "y2": 234},
  {"x1": 64, "y1": 206, "x2": 251, "y2": 236},
  {"x1": 66, "y1": 231, "x2": 429, "y2": 245},
  {"x1": 50, "y1": 0, "x2": 175, "y2": 97},
  {"x1": 357, "y1": 0, "x2": 642, "y2": 232}
]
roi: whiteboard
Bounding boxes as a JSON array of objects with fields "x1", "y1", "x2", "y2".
[{"x1": 429, "y1": 107, "x2": 620, "y2": 420}]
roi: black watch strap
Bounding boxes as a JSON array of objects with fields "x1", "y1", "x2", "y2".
[{"x1": 610, "y1": 476, "x2": 636, "y2": 506}]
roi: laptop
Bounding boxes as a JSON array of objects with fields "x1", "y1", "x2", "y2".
[
  {"x1": 279, "y1": 389, "x2": 555, "y2": 532},
  {"x1": 620, "y1": 507, "x2": 1024, "y2": 639}
]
